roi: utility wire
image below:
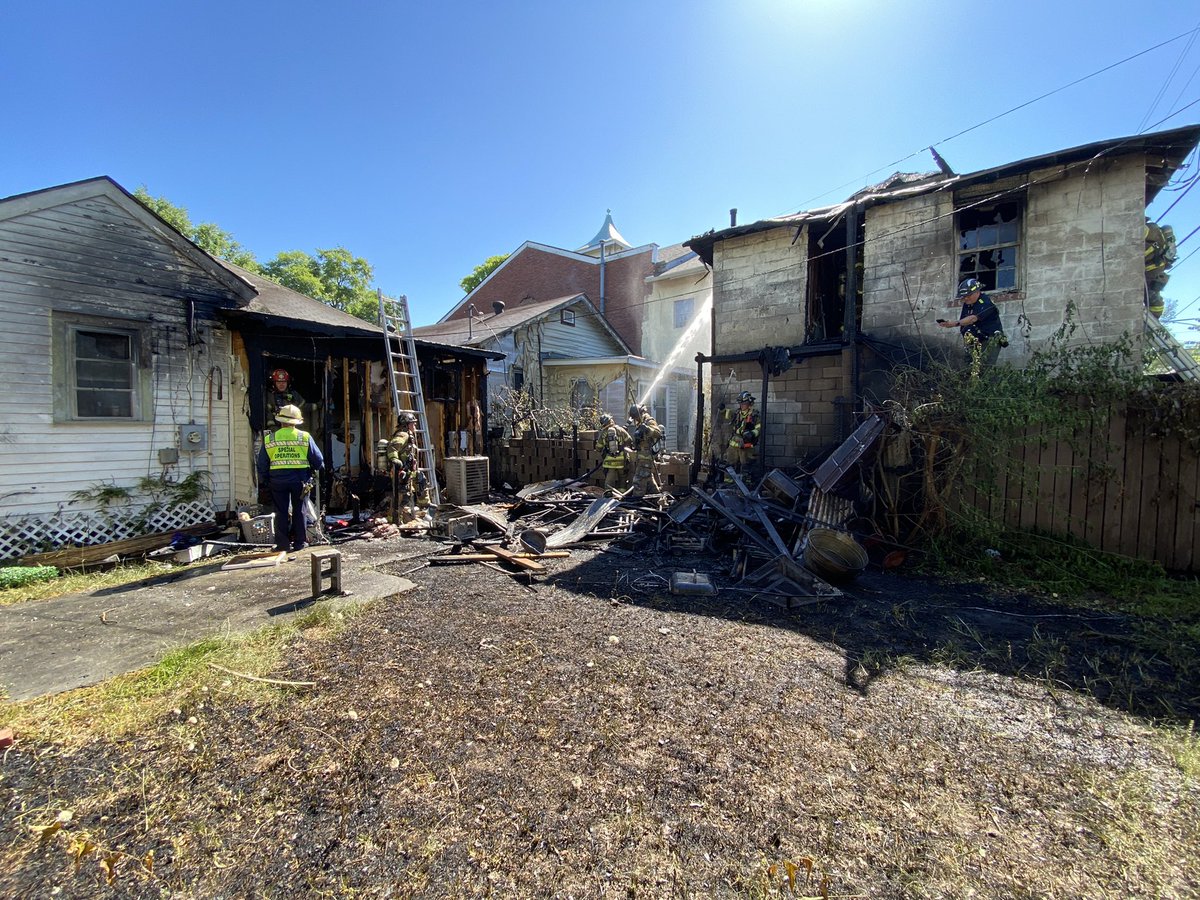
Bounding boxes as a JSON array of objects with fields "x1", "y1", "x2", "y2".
[
  {"x1": 1138, "y1": 20, "x2": 1200, "y2": 131},
  {"x1": 773, "y1": 27, "x2": 1200, "y2": 220}
]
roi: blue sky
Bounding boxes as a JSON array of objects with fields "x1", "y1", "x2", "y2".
[{"x1": 3, "y1": 1, "x2": 1199, "y2": 336}]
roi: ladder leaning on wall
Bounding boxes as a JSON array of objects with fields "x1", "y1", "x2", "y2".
[
  {"x1": 378, "y1": 290, "x2": 441, "y2": 507},
  {"x1": 1145, "y1": 308, "x2": 1200, "y2": 381}
]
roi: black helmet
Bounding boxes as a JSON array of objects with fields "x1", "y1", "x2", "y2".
[
  {"x1": 399, "y1": 412, "x2": 417, "y2": 425},
  {"x1": 737, "y1": 390, "x2": 755, "y2": 404},
  {"x1": 598, "y1": 412, "x2": 613, "y2": 427},
  {"x1": 956, "y1": 277, "x2": 982, "y2": 298},
  {"x1": 628, "y1": 404, "x2": 644, "y2": 420}
]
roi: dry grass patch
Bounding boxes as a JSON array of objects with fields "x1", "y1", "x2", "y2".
[{"x1": 2, "y1": 550, "x2": 1198, "y2": 898}]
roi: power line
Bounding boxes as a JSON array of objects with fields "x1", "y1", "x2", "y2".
[
  {"x1": 772, "y1": 27, "x2": 1200, "y2": 220},
  {"x1": 1138, "y1": 19, "x2": 1200, "y2": 131}
]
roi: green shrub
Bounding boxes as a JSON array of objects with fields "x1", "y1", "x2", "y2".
[{"x1": 0, "y1": 566, "x2": 59, "y2": 589}]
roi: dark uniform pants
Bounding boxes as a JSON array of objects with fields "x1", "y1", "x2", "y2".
[{"x1": 270, "y1": 480, "x2": 308, "y2": 550}]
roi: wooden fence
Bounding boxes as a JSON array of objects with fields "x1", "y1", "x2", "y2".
[
  {"x1": 487, "y1": 408, "x2": 1200, "y2": 572},
  {"x1": 961, "y1": 405, "x2": 1200, "y2": 572},
  {"x1": 489, "y1": 432, "x2": 692, "y2": 495}
]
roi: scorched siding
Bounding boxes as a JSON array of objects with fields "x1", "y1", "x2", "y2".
[{"x1": 0, "y1": 192, "x2": 239, "y2": 521}]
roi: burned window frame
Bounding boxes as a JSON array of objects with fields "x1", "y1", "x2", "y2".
[{"x1": 955, "y1": 196, "x2": 1023, "y2": 293}]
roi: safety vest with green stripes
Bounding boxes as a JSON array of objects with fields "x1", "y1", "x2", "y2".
[{"x1": 265, "y1": 427, "x2": 312, "y2": 471}]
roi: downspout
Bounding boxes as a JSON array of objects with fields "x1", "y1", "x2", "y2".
[
  {"x1": 691, "y1": 352, "x2": 705, "y2": 485},
  {"x1": 536, "y1": 324, "x2": 544, "y2": 405},
  {"x1": 598, "y1": 240, "x2": 606, "y2": 314}
]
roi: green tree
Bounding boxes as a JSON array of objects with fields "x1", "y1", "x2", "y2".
[
  {"x1": 134, "y1": 187, "x2": 384, "y2": 323},
  {"x1": 133, "y1": 187, "x2": 259, "y2": 271},
  {"x1": 262, "y1": 247, "x2": 379, "y2": 323},
  {"x1": 460, "y1": 254, "x2": 509, "y2": 295}
]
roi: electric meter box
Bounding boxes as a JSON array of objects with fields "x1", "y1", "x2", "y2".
[{"x1": 180, "y1": 424, "x2": 208, "y2": 452}]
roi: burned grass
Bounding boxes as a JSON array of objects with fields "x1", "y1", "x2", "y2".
[{"x1": 1, "y1": 545, "x2": 1197, "y2": 898}]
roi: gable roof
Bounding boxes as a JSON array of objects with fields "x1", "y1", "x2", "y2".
[
  {"x1": 415, "y1": 292, "x2": 632, "y2": 354},
  {"x1": 436, "y1": 239, "x2": 657, "y2": 324},
  {"x1": 0, "y1": 176, "x2": 258, "y2": 303},
  {"x1": 688, "y1": 123, "x2": 1200, "y2": 265}
]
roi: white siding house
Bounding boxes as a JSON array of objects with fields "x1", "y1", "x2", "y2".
[{"x1": 0, "y1": 178, "x2": 257, "y2": 560}]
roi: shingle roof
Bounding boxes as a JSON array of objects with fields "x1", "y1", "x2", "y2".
[
  {"x1": 217, "y1": 260, "x2": 383, "y2": 335},
  {"x1": 413, "y1": 293, "x2": 589, "y2": 345}
]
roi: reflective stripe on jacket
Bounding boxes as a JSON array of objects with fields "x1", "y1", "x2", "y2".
[{"x1": 265, "y1": 427, "x2": 312, "y2": 470}]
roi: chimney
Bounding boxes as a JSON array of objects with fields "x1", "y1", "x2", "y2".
[
  {"x1": 730, "y1": 208, "x2": 738, "y2": 227},
  {"x1": 492, "y1": 301, "x2": 505, "y2": 316}
]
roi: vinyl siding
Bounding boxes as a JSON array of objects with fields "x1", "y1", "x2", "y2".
[{"x1": 0, "y1": 194, "x2": 243, "y2": 521}]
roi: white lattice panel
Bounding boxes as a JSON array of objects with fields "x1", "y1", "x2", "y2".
[{"x1": 0, "y1": 502, "x2": 215, "y2": 562}]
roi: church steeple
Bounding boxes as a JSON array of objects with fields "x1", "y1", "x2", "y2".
[{"x1": 577, "y1": 210, "x2": 631, "y2": 256}]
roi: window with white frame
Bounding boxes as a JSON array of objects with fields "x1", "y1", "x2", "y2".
[
  {"x1": 673, "y1": 297, "x2": 694, "y2": 329},
  {"x1": 956, "y1": 197, "x2": 1022, "y2": 292},
  {"x1": 52, "y1": 312, "x2": 150, "y2": 421}
]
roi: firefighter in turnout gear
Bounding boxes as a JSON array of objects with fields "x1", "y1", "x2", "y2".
[
  {"x1": 722, "y1": 391, "x2": 760, "y2": 481},
  {"x1": 625, "y1": 403, "x2": 664, "y2": 497},
  {"x1": 256, "y1": 404, "x2": 324, "y2": 552},
  {"x1": 595, "y1": 412, "x2": 632, "y2": 496},
  {"x1": 1145, "y1": 218, "x2": 1177, "y2": 319},
  {"x1": 268, "y1": 367, "x2": 306, "y2": 419},
  {"x1": 386, "y1": 412, "x2": 426, "y2": 523}
]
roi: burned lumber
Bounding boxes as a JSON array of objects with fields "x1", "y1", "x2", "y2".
[
  {"x1": 689, "y1": 486, "x2": 776, "y2": 554},
  {"x1": 21, "y1": 524, "x2": 219, "y2": 569},
  {"x1": 722, "y1": 470, "x2": 791, "y2": 556},
  {"x1": 481, "y1": 545, "x2": 546, "y2": 572}
]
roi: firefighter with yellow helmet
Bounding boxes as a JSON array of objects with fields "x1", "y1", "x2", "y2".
[
  {"x1": 386, "y1": 412, "x2": 427, "y2": 523},
  {"x1": 722, "y1": 390, "x2": 760, "y2": 480},
  {"x1": 595, "y1": 412, "x2": 632, "y2": 497},
  {"x1": 626, "y1": 403, "x2": 664, "y2": 497}
]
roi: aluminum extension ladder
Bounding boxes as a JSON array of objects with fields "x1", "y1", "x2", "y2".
[
  {"x1": 378, "y1": 290, "x2": 441, "y2": 506},
  {"x1": 1145, "y1": 308, "x2": 1200, "y2": 381}
]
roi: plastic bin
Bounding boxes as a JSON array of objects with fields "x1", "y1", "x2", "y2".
[{"x1": 240, "y1": 513, "x2": 276, "y2": 544}]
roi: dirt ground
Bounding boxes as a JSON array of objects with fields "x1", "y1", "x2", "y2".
[{"x1": 1, "y1": 536, "x2": 1197, "y2": 899}]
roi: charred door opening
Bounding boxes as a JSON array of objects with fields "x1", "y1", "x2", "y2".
[{"x1": 805, "y1": 215, "x2": 864, "y2": 343}]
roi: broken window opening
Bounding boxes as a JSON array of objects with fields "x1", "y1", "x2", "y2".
[{"x1": 956, "y1": 197, "x2": 1023, "y2": 292}]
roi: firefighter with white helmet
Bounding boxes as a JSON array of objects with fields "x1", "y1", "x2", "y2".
[
  {"x1": 256, "y1": 403, "x2": 324, "y2": 552},
  {"x1": 594, "y1": 412, "x2": 632, "y2": 497}
]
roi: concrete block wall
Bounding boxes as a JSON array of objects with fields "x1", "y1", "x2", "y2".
[
  {"x1": 1020, "y1": 156, "x2": 1145, "y2": 352},
  {"x1": 710, "y1": 352, "x2": 849, "y2": 469},
  {"x1": 712, "y1": 229, "x2": 807, "y2": 354},
  {"x1": 764, "y1": 353, "x2": 849, "y2": 459},
  {"x1": 861, "y1": 191, "x2": 957, "y2": 356},
  {"x1": 858, "y1": 157, "x2": 1147, "y2": 365}
]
